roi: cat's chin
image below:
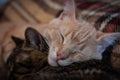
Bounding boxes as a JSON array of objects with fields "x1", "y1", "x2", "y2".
[
  {"x1": 48, "y1": 58, "x2": 72, "y2": 66},
  {"x1": 57, "y1": 59, "x2": 72, "y2": 66}
]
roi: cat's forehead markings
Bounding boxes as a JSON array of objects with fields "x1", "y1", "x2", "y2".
[{"x1": 49, "y1": 18, "x2": 79, "y2": 27}]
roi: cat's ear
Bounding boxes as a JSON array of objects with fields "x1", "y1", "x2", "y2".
[
  {"x1": 11, "y1": 36, "x2": 24, "y2": 48},
  {"x1": 24, "y1": 27, "x2": 41, "y2": 49},
  {"x1": 24, "y1": 27, "x2": 49, "y2": 51},
  {"x1": 97, "y1": 32, "x2": 120, "y2": 54},
  {"x1": 58, "y1": 0, "x2": 76, "y2": 21}
]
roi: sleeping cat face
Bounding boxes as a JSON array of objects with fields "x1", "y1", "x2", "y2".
[
  {"x1": 47, "y1": 20, "x2": 100, "y2": 66},
  {"x1": 46, "y1": 0, "x2": 120, "y2": 66},
  {"x1": 47, "y1": 22, "x2": 99, "y2": 66}
]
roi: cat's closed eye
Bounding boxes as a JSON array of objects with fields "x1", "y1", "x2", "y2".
[{"x1": 59, "y1": 31, "x2": 64, "y2": 43}]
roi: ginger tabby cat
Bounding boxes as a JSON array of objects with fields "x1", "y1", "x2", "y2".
[{"x1": 0, "y1": 0, "x2": 120, "y2": 67}]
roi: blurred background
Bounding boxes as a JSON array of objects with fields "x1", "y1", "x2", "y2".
[{"x1": 0, "y1": 0, "x2": 120, "y2": 24}]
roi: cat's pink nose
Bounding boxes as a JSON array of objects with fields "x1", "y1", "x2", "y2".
[{"x1": 57, "y1": 53, "x2": 64, "y2": 60}]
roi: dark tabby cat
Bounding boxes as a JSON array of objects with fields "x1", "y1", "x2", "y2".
[
  {"x1": 7, "y1": 27, "x2": 49, "y2": 80},
  {"x1": 7, "y1": 27, "x2": 120, "y2": 80},
  {"x1": 31, "y1": 60, "x2": 120, "y2": 80}
]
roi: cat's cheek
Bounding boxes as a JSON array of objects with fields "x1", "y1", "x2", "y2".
[
  {"x1": 48, "y1": 52, "x2": 58, "y2": 66},
  {"x1": 48, "y1": 57, "x2": 58, "y2": 66}
]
